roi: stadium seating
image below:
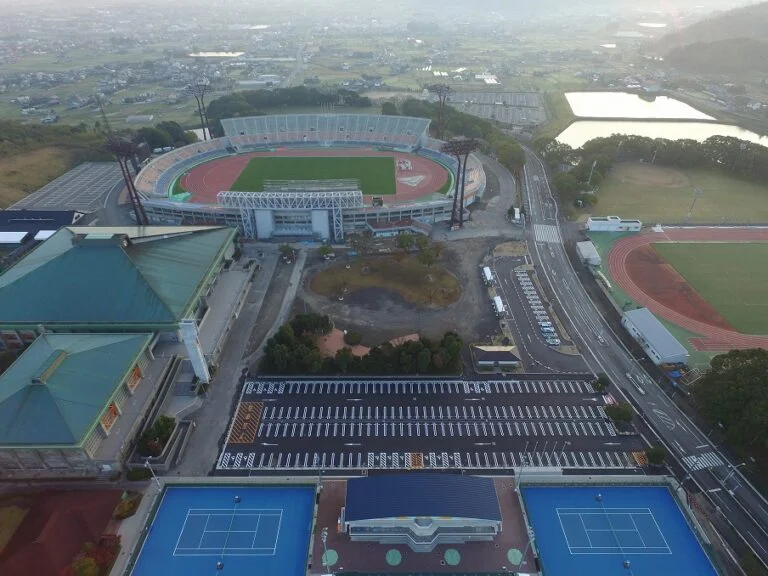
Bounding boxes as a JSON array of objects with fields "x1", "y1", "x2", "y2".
[{"x1": 221, "y1": 115, "x2": 430, "y2": 149}]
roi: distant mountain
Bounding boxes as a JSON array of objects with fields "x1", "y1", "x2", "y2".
[
  {"x1": 657, "y1": 1, "x2": 768, "y2": 50},
  {"x1": 666, "y1": 37, "x2": 768, "y2": 73}
]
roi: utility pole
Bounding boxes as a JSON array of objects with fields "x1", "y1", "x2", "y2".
[{"x1": 685, "y1": 188, "x2": 703, "y2": 222}]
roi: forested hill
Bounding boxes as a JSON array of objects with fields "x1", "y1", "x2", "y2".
[
  {"x1": 666, "y1": 38, "x2": 768, "y2": 73},
  {"x1": 656, "y1": 1, "x2": 768, "y2": 50}
]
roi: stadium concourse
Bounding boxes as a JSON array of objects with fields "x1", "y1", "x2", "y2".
[{"x1": 134, "y1": 114, "x2": 486, "y2": 241}]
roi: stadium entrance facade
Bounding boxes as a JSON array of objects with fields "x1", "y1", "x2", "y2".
[{"x1": 136, "y1": 114, "x2": 486, "y2": 241}]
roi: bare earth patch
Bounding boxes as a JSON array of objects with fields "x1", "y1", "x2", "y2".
[
  {"x1": 316, "y1": 328, "x2": 418, "y2": 358},
  {"x1": 309, "y1": 256, "x2": 461, "y2": 308},
  {"x1": 610, "y1": 161, "x2": 691, "y2": 188}
]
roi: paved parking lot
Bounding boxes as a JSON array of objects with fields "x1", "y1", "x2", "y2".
[
  {"x1": 12, "y1": 162, "x2": 123, "y2": 212},
  {"x1": 492, "y1": 256, "x2": 586, "y2": 373},
  {"x1": 217, "y1": 378, "x2": 642, "y2": 474},
  {"x1": 447, "y1": 92, "x2": 547, "y2": 125}
]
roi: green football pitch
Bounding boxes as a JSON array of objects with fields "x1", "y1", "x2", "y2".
[
  {"x1": 652, "y1": 242, "x2": 768, "y2": 334},
  {"x1": 230, "y1": 155, "x2": 397, "y2": 194}
]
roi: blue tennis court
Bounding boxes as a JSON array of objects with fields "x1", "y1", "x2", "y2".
[
  {"x1": 522, "y1": 486, "x2": 717, "y2": 576},
  {"x1": 131, "y1": 485, "x2": 315, "y2": 576}
]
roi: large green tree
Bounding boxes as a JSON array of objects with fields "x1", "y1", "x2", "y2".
[{"x1": 693, "y1": 349, "x2": 768, "y2": 449}]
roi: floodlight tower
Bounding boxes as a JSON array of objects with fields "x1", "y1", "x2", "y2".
[
  {"x1": 427, "y1": 83, "x2": 450, "y2": 140},
  {"x1": 98, "y1": 98, "x2": 148, "y2": 225},
  {"x1": 441, "y1": 137, "x2": 478, "y2": 228},
  {"x1": 189, "y1": 78, "x2": 211, "y2": 140}
]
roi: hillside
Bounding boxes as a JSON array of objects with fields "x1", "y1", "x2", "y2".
[
  {"x1": 656, "y1": 1, "x2": 768, "y2": 50},
  {"x1": 666, "y1": 37, "x2": 768, "y2": 73}
]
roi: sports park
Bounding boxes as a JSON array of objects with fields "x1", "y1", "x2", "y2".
[
  {"x1": 599, "y1": 227, "x2": 768, "y2": 355},
  {"x1": 134, "y1": 114, "x2": 486, "y2": 241}
]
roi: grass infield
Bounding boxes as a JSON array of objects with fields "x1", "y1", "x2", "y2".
[
  {"x1": 652, "y1": 242, "x2": 768, "y2": 334},
  {"x1": 593, "y1": 162, "x2": 768, "y2": 224},
  {"x1": 231, "y1": 155, "x2": 397, "y2": 194}
]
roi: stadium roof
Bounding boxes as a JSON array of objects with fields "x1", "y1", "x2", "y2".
[
  {"x1": 0, "y1": 333, "x2": 152, "y2": 447},
  {"x1": 623, "y1": 307, "x2": 689, "y2": 361},
  {"x1": 0, "y1": 226, "x2": 236, "y2": 329},
  {"x1": 345, "y1": 474, "x2": 501, "y2": 522}
]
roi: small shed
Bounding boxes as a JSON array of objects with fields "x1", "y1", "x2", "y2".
[{"x1": 576, "y1": 240, "x2": 601, "y2": 266}]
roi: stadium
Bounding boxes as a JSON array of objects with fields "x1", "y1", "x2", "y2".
[{"x1": 135, "y1": 114, "x2": 486, "y2": 241}]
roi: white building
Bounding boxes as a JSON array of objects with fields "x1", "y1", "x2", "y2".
[
  {"x1": 587, "y1": 215, "x2": 642, "y2": 232},
  {"x1": 576, "y1": 240, "x2": 601, "y2": 266},
  {"x1": 622, "y1": 308, "x2": 689, "y2": 365}
]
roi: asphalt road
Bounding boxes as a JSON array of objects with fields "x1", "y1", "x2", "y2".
[
  {"x1": 492, "y1": 255, "x2": 587, "y2": 373},
  {"x1": 217, "y1": 377, "x2": 643, "y2": 475},
  {"x1": 521, "y1": 147, "x2": 768, "y2": 568}
]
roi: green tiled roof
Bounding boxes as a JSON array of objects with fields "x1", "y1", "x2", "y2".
[
  {"x1": 0, "y1": 333, "x2": 152, "y2": 447},
  {"x1": 0, "y1": 226, "x2": 235, "y2": 328}
]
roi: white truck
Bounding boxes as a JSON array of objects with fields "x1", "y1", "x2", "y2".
[
  {"x1": 493, "y1": 295, "x2": 506, "y2": 317},
  {"x1": 482, "y1": 266, "x2": 494, "y2": 285}
]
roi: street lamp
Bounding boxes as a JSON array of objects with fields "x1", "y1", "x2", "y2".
[
  {"x1": 144, "y1": 459, "x2": 161, "y2": 488},
  {"x1": 320, "y1": 527, "x2": 330, "y2": 573},
  {"x1": 516, "y1": 454, "x2": 529, "y2": 492}
]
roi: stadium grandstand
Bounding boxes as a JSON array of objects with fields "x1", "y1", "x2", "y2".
[{"x1": 135, "y1": 114, "x2": 486, "y2": 241}]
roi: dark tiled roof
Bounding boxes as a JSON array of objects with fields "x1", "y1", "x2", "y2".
[{"x1": 345, "y1": 473, "x2": 501, "y2": 522}]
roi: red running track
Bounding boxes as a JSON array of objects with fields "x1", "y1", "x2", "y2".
[
  {"x1": 180, "y1": 148, "x2": 449, "y2": 205},
  {"x1": 608, "y1": 227, "x2": 768, "y2": 351}
]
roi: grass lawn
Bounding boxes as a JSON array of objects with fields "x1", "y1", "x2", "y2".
[
  {"x1": 594, "y1": 162, "x2": 768, "y2": 224},
  {"x1": 0, "y1": 147, "x2": 74, "y2": 207},
  {"x1": 652, "y1": 242, "x2": 768, "y2": 334},
  {"x1": 231, "y1": 155, "x2": 397, "y2": 195},
  {"x1": 310, "y1": 256, "x2": 461, "y2": 308}
]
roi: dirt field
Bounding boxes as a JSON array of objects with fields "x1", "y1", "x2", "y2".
[
  {"x1": 0, "y1": 147, "x2": 72, "y2": 207},
  {"x1": 310, "y1": 256, "x2": 461, "y2": 308},
  {"x1": 297, "y1": 238, "x2": 501, "y2": 350},
  {"x1": 594, "y1": 162, "x2": 768, "y2": 224}
]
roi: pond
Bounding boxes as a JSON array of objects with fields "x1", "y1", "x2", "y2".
[
  {"x1": 555, "y1": 120, "x2": 768, "y2": 149},
  {"x1": 565, "y1": 91, "x2": 714, "y2": 119}
]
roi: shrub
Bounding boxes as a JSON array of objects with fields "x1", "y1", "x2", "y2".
[
  {"x1": 113, "y1": 495, "x2": 140, "y2": 519},
  {"x1": 646, "y1": 445, "x2": 666, "y2": 466},
  {"x1": 126, "y1": 467, "x2": 153, "y2": 481},
  {"x1": 343, "y1": 331, "x2": 363, "y2": 346},
  {"x1": 136, "y1": 415, "x2": 176, "y2": 457},
  {"x1": 605, "y1": 403, "x2": 634, "y2": 423}
]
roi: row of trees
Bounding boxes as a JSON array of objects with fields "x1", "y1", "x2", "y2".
[
  {"x1": 536, "y1": 132, "x2": 768, "y2": 205},
  {"x1": 260, "y1": 313, "x2": 462, "y2": 375},
  {"x1": 205, "y1": 87, "x2": 372, "y2": 136}
]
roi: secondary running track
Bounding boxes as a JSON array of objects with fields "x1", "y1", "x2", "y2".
[
  {"x1": 608, "y1": 227, "x2": 768, "y2": 351},
  {"x1": 180, "y1": 148, "x2": 449, "y2": 204}
]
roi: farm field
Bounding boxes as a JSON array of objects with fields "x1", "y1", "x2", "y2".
[
  {"x1": 231, "y1": 155, "x2": 397, "y2": 195},
  {"x1": 593, "y1": 162, "x2": 768, "y2": 224},
  {"x1": 652, "y1": 242, "x2": 768, "y2": 334}
]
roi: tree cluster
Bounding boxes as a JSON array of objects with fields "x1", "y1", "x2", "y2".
[
  {"x1": 0, "y1": 119, "x2": 112, "y2": 165},
  {"x1": 62, "y1": 534, "x2": 121, "y2": 576},
  {"x1": 693, "y1": 349, "x2": 768, "y2": 451},
  {"x1": 134, "y1": 121, "x2": 197, "y2": 149},
  {"x1": 206, "y1": 87, "x2": 372, "y2": 136},
  {"x1": 396, "y1": 98, "x2": 525, "y2": 171},
  {"x1": 136, "y1": 415, "x2": 176, "y2": 457},
  {"x1": 260, "y1": 313, "x2": 462, "y2": 375},
  {"x1": 536, "y1": 132, "x2": 768, "y2": 207}
]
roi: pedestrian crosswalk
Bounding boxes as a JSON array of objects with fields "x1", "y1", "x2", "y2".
[
  {"x1": 534, "y1": 224, "x2": 562, "y2": 244},
  {"x1": 683, "y1": 451, "x2": 724, "y2": 470},
  {"x1": 217, "y1": 449, "x2": 632, "y2": 472},
  {"x1": 244, "y1": 379, "x2": 595, "y2": 397}
]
